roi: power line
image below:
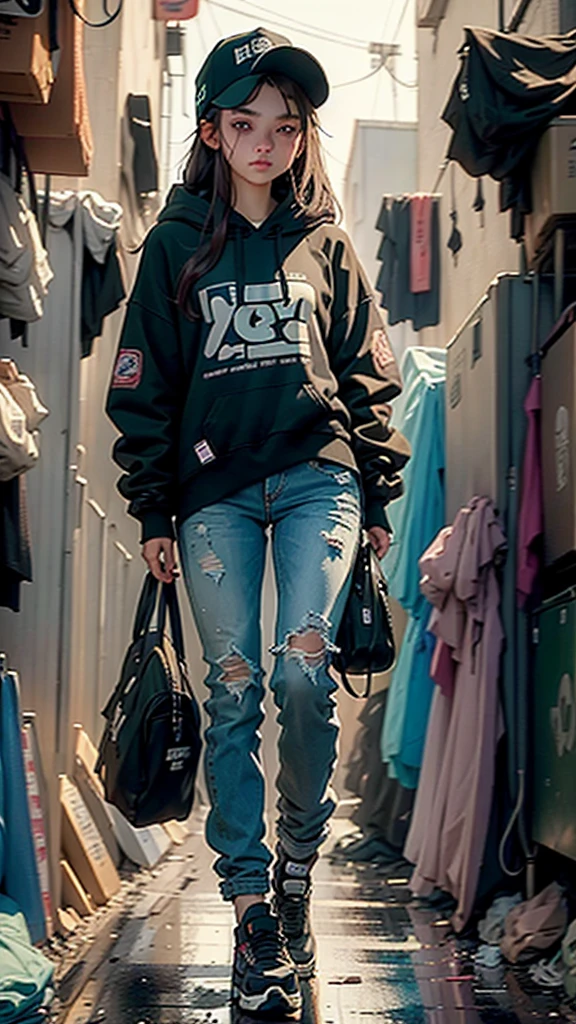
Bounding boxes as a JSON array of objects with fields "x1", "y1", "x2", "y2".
[
  {"x1": 385, "y1": 63, "x2": 418, "y2": 88},
  {"x1": 221, "y1": 0, "x2": 372, "y2": 48},
  {"x1": 205, "y1": 0, "x2": 368, "y2": 50},
  {"x1": 390, "y1": 0, "x2": 411, "y2": 43},
  {"x1": 332, "y1": 64, "x2": 385, "y2": 89}
]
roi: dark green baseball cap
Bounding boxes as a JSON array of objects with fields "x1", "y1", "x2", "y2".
[{"x1": 195, "y1": 28, "x2": 329, "y2": 121}]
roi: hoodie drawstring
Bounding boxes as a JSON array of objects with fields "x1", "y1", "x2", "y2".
[
  {"x1": 234, "y1": 227, "x2": 249, "y2": 303},
  {"x1": 271, "y1": 225, "x2": 290, "y2": 305}
]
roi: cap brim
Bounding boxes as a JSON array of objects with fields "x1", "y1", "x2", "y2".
[
  {"x1": 252, "y1": 45, "x2": 329, "y2": 108},
  {"x1": 211, "y1": 75, "x2": 265, "y2": 111}
]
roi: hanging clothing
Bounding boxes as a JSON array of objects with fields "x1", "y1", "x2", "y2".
[
  {"x1": 410, "y1": 195, "x2": 432, "y2": 294},
  {"x1": 405, "y1": 497, "x2": 506, "y2": 933},
  {"x1": 81, "y1": 239, "x2": 125, "y2": 357},
  {"x1": 0, "y1": 664, "x2": 46, "y2": 944},
  {"x1": 48, "y1": 190, "x2": 125, "y2": 357},
  {"x1": 0, "y1": 477, "x2": 32, "y2": 613},
  {"x1": 517, "y1": 376, "x2": 543, "y2": 606},
  {"x1": 375, "y1": 196, "x2": 440, "y2": 331},
  {"x1": 442, "y1": 27, "x2": 576, "y2": 232},
  {"x1": 381, "y1": 348, "x2": 446, "y2": 789}
]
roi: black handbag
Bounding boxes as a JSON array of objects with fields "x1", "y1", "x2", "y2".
[
  {"x1": 95, "y1": 573, "x2": 202, "y2": 828},
  {"x1": 334, "y1": 534, "x2": 396, "y2": 699}
]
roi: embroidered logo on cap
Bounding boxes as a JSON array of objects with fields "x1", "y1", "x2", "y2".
[
  {"x1": 112, "y1": 349, "x2": 143, "y2": 389},
  {"x1": 234, "y1": 35, "x2": 273, "y2": 65},
  {"x1": 194, "y1": 439, "x2": 216, "y2": 465}
]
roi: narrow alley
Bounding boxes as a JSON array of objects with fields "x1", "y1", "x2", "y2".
[
  {"x1": 4, "y1": 1, "x2": 576, "y2": 1023},
  {"x1": 52, "y1": 816, "x2": 575, "y2": 1024}
]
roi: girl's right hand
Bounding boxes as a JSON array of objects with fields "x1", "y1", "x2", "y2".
[{"x1": 142, "y1": 537, "x2": 177, "y2": 583}]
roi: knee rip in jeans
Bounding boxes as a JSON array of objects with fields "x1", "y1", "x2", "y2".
[
  {"x1": 270, "y1": 611, "x2": 338, "y2": 686},
  {"x1": 217, "y1": 646, "x2": 260, "y2": 702}
]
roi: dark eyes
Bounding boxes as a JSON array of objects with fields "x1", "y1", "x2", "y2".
[{"x1": 230, "y1": 120, "x2": 298, "y2": 135}]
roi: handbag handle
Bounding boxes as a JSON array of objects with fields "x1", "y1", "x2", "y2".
[
  {"x1": 133, "y1": 572, "x2": 160, "y2": 640},
  {"x1": 157, "y1": 581, "x2": 186, "y2": 664},
  {"x1": 337, "y1": 663, "x2": 373, "y2": 700}
]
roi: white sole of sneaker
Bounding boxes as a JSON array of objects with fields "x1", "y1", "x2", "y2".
[
  {"x1": 232, "y1": 984, "x2": 303, "y2": 1016},
  {"x1": 294, "y1": 959, "x2": 316, "y2": 980}
]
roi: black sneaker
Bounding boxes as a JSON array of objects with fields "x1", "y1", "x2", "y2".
[
  {"x1": 272, "y1": 847, "x2": 318, "y2": 978},
  {"x1": 232, "y1": 902, "x2": 302, "y2": 1020}
]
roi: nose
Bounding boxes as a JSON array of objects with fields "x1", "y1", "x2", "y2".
[{"x1": 254, "y1": 132, "x2": 273, "y2": 154}]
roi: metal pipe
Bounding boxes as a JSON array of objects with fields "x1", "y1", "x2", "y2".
[
  {"x1": 498, "y1": 0, "x2": 505, "y2": 30},
  {"x1": 508, "y1": 0, "x2": 534, "y2": 32}
]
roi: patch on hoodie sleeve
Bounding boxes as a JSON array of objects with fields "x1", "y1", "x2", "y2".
[
  {"x1": 371, "y1": 329, "x2": 395, "y2": 376},
  {"x1": 112, "y1": 349, "x2": 143, "y2": 389}
]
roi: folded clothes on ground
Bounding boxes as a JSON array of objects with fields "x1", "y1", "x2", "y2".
[
  {"x1": 0, "y1": 894, "x2": 53, "y2": 1021},
  {"x1": 478, "y1": 894, "x2": 522, "y2": 945}
]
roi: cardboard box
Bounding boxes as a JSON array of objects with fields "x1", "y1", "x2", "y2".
[
  {"x1": 22, "y1": 722, "x2": 54, "y2": 938},
  {"x1": 73, "y1": 727, "x2": 121, "y2": 868},
  {"x1": 60, "y1": 859, "x2": 95, "y2": 917},
  {"x1": 11, "y1": 0, "x2": 93, "y2": 176},
  {"x1": 0, "y1": 8, "x2": 53, "y2": 104},
  {"x1": 60, "y1": 776, "x2": 120, "y2": 906}
]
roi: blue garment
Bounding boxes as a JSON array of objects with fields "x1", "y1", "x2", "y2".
[
  {"x1": 0, "y1": 670, "x2": 45, "y2": 944},
  {"x1": 178, "y1": 460, "x2": 362, "y2": 900},
  {"x1": 0, "y1": 895, "x2": 53, "y2": 1021},
  {"x1": 382, "y1": 349, "x2": 446, "y2": 789}
]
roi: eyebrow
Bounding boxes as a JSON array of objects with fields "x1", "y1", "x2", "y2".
[{"x1": 230, "y1": 106, "x2": 300, "y2": 121}]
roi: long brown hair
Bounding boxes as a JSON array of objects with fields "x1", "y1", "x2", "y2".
[{"x1": 176, "y1": 74, "x2": 339, "y2": 318}]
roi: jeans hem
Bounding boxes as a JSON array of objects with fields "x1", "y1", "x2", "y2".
[
  {"x1": 220, "y1": 879, "x2": 271, "y2": 901},
  {"x1": 277, "y1": 825, "x2": 329, "y2": 861}
]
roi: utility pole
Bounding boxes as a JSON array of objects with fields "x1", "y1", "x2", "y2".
[{"x1": 369, "y1": 41, "x2": 401, "y2": 120}]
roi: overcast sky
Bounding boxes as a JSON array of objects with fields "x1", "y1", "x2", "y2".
[{"x1": 167, "y1": 0, "x2": 418, "y2": 202}]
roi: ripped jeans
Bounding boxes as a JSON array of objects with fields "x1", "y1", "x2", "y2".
[{"x1": 177, "y1": 460, "x2": 362, "y2": 900}]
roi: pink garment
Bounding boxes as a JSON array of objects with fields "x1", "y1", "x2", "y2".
[
  {"x1": 410, "y1": 195, "x2": 433, "y2": 293},
  {"x1": 404, "y1": 497, "x2": 506, "y2": 933},
  {"x1": 430, "y1": 638, "x2": 456, "y2": 698},
  {"x1": 517, "y1": 377, "x2": 543, "y2": 607}
]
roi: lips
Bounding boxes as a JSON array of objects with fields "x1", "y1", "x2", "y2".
[{"x1": 250, "y1": 160, "x2": 272, "y2": 169}]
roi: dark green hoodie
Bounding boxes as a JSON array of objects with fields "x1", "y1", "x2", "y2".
[{"x1": 106, "y1": 187, "x2": 410, "y2": 542}]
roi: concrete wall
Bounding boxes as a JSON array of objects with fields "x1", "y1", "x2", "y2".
[
  {"x1": 0, "y1": 2, "x2": 170, "y2": 913},
  {"x1": 416, "y1": 0, "x2": 560, "y2": 349},
  {"x1": 343, "y1": 120, "x2": 419, "y2": 364}
]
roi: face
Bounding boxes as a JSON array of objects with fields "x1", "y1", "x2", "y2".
[{"x1": 202, "y1": 81, "x2": 304, "y2": 189}]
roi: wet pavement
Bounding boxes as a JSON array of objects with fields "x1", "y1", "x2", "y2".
[{"x1": 57, "y1": 816, "x2": 576, "y2": 1024}]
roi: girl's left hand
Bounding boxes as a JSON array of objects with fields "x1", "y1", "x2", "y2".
[{"x1": 367, "y1": 526, "x2": 391, "y2": 560}]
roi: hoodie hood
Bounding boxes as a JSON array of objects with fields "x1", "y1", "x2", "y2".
[
  {"x1": 157, "y1": 183, "x2": 334, "y2": 304},
  {"x1": 157, "y1": 183, "x2": 334, "y2": 237}
]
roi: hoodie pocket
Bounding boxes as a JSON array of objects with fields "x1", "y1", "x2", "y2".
[{"x1": 201, "y1": 382, "x2": 330, "y2": 459}]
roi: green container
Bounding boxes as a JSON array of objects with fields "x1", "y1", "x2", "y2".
[{"x1": 532, "y1": 587, "x2": 576, "y2": 862}]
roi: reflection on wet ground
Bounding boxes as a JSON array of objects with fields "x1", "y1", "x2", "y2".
[{"x1": 60, "y1": 819, "x2": 575, "y2": 1024}]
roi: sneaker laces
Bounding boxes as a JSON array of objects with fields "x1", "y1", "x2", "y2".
[
  {"x1": 279, "y1": 894, "x2": 309, "y2": 938},
  {"x1": 247, "y1": 921, "x2": 292, "y2": 967}
]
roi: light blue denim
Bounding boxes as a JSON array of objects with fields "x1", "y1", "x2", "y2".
[{"x1": 177, "y1": 460, "x2": 362, "y2": 900}]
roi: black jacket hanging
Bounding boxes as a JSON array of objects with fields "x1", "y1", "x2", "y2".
[{"x1": 442, "y1": 27, "x2": 576, "y2": 221}]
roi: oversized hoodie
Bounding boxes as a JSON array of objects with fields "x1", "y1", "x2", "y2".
[{"x1": 106, "y1": 187, "x2": 410, "y2": 541}]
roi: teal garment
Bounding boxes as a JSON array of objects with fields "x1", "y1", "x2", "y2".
[
  {"x1": 0, "y1": 671, "x2": 45, "y2": 945},
  {"x1": 0, "y1": 895, "x2": 53, "y2": 1021},
  {"x1": 381, "y1": 349, "x2": 446, "y2": 789}
]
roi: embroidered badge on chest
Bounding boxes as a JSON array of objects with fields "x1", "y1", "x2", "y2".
[
  {"x1": 112, "y1": 349, "x2": 143, "y2": 389},
  {"x1": 371, "y1": 329, "x2": 395, "y2": 376}
]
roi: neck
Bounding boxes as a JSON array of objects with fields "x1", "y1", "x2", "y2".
[{"x1": 231, "y1": 175, "x2": 276, "y2": 225}]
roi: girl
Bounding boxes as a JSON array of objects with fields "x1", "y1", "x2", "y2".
[{"x1": 107, "y1": 28, "x2": 408, "y2": 1021}]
